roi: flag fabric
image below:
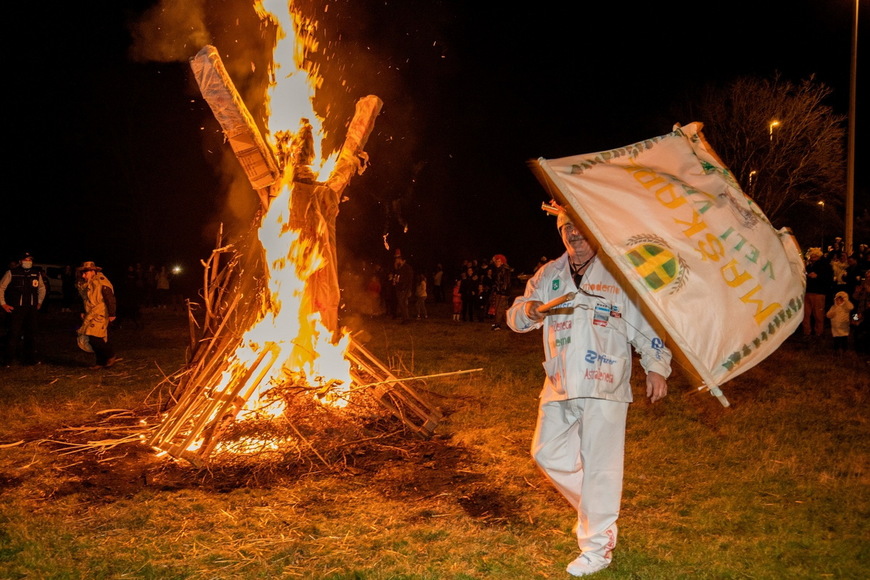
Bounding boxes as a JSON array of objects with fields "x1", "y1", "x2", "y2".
[{"x1": 533, "y1": 122, "x2": 806, "y2": 405}]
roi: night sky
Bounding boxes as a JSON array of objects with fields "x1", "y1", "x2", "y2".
[{"x1": 4, "y1": 0, "x2": 866, "y2": 282}]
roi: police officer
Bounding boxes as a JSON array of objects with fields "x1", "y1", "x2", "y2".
[{"x1": 0, "y1": 252, "x2": 47, "y2": 365}]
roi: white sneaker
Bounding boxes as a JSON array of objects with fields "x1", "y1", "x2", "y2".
[{"x1": 566, "y1": 552, "x2": 611, "y2": 577}]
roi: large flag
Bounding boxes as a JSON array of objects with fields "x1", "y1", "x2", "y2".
[{"x1": 532, "y1": 123, "x2": 806, "y2": 406}]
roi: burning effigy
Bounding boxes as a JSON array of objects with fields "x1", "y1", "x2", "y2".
[{"x1": 147, "y1": 1, "x2": 441, "y2": 467}]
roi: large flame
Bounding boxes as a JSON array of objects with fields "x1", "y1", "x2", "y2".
[{"x1": 208, "y1": 0, "x2": 351, "y2": 421}]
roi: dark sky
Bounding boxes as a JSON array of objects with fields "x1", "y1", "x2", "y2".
[{"x1": 4, "y1": 0, "x2": 866, "y2": 279}]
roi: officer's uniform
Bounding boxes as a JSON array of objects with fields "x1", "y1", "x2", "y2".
[{"x1": 0, "y1": 262, "x2": 46, "y2": 365}]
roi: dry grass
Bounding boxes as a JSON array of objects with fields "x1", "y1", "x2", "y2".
[{"x1": 1, "y1": 302, "x2": 868, "y2": 579}]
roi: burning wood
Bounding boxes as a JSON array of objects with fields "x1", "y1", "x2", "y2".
[
  {"x1": 148, "y1": 29, "x2": 439, "y2": 466},
  {"x1": 149, "y1": 226, "x2": 442, "y2": 466}
]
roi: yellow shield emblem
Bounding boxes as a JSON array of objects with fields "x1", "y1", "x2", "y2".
[{"x1": 625, "y1": 243, "x2": 678, "y2": 291}]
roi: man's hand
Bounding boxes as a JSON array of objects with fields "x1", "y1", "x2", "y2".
[
  {"x1": 524, "y1": 300, "x2": 544, "y2": 322},
  {"x1": 646, "y1": 371, "x2": 668, "y2": 403},
  {"x1": 1, "y1": 304, "x2": 12, "y2": 313}
]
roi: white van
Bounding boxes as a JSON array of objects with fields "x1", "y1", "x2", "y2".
[{"x1": 34, "y1": 263, "x2": 69, "y2": 301}]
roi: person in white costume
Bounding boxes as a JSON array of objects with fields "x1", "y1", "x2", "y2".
[{"x1": 507, "y1": 208, "x2": 672, "y2": 577}]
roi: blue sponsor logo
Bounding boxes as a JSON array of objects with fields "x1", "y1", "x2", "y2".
[
  {"x1": 650, "y1": 337, "x2": 665, "y2": 360},
  {"x1": 584, "y1": 350, "x2": 616, "y2": 365}
]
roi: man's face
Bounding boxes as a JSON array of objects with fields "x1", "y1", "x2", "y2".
[
  {"x1": 21, "y1": 259, "x2": 33, "y2": 269},
  {"x1": 559, "y1": 220, "x2": 595, "y2": 263}
]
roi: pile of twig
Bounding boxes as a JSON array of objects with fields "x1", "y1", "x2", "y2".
[
  {"x1": 145, "y1": 222, "x2": 272, "y2": 465},
  {"x1": 178, "y1": 221, "x2": 267, "y2": 402},
  {"x1": 35, "y1": 408, "x2": 156, "y2": 456},
  {"x1": 145, "y1": 216, "x2": 451, "y2": 468}
]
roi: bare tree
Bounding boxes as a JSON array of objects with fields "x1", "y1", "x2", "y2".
[{"x1": 682, "y1": 75, "x2": 846, "y2": 227}]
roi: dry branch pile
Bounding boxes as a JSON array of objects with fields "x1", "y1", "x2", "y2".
[{"x1": 146, "y1": 225, "x2": 442, "y2": 468}]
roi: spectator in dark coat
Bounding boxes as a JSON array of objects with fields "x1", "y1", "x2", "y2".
[
  {"x1": 392, "y1": 256, "x2": 414, "y2": 324},
  {"x1": 802, "y1": 247, "x2": 833, "y2": 339}
]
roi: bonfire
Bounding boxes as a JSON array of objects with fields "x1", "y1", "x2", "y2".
[{"x1": 142, "y1": 0, "x2": 442, "y2": 467}]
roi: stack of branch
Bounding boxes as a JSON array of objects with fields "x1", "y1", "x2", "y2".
[
  {"x1": 148, "y1": 225, "x2": 270, "y2": 466},
  {"x1": 147, "y1": 225, "x2": 443, "y2": 467},
  {"x1": 346, "y1": 340, "x2": 443, "y2": 438}
]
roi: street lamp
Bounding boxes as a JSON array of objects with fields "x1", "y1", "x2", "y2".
[
  {"x1": 817, "y1": 201, "x2": 826, "y2": 247},
  {"x1": 748, "y1": 170, "x2": 757, "y2": 189},
  {"x1": 769, "y1": 120, "x2": 781, "y2": 140}
]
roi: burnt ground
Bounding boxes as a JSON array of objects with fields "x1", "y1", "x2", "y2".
[{"x1": 2, "y1": 406, "x2": 524, "y2": 526}]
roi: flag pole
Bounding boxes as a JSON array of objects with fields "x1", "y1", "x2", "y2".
[{"x1": 844, "y1": 0, "x2": 859, "y2": 255}]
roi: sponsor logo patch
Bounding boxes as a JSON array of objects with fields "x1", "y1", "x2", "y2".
[{"x1": 593, "y1": 303, "x2": 610, "y2": 327}]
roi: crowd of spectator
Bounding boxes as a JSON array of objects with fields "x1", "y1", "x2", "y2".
[
  {"x1": 802, "y1": 239, "x2": 870, "y2": 358},
  {"x1": 331, "y1": 237, "x2": 870, "y2": 362},
  {"x1": 339, "y1": 253, "x2": 535, "y2": 327}
]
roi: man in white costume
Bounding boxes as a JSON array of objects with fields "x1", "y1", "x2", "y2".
[{"x1": 507, "y1": 208, "x2": 672, "y2": 577}]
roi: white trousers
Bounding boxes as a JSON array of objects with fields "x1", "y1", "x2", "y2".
[{"x1": 532, "y1": 398, "x2": 628, "y2": 557}]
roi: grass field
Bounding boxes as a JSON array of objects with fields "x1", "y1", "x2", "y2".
[{"x1": 0, "y1": 302, "x2": 868, "y2": 579}]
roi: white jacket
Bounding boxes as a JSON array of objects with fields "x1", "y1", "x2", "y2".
[{"x1": 507, "y1": 252, "x2": 671, "y2": 403}]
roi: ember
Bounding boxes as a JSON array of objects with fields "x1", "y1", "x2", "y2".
[{"x1": 148, "y1": 0, "x2": 441, "y2": 466}]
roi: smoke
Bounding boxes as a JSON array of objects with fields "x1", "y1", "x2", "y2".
[
  {"x1": 128, "y1": 0, "x2": 211, "y2": 63},
  {"x1": 127, "y1": 0, "x2": 275, "y2": 247},
  {"x1": 124, "y1": 0, "x2": 422, "y2": 264}
]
